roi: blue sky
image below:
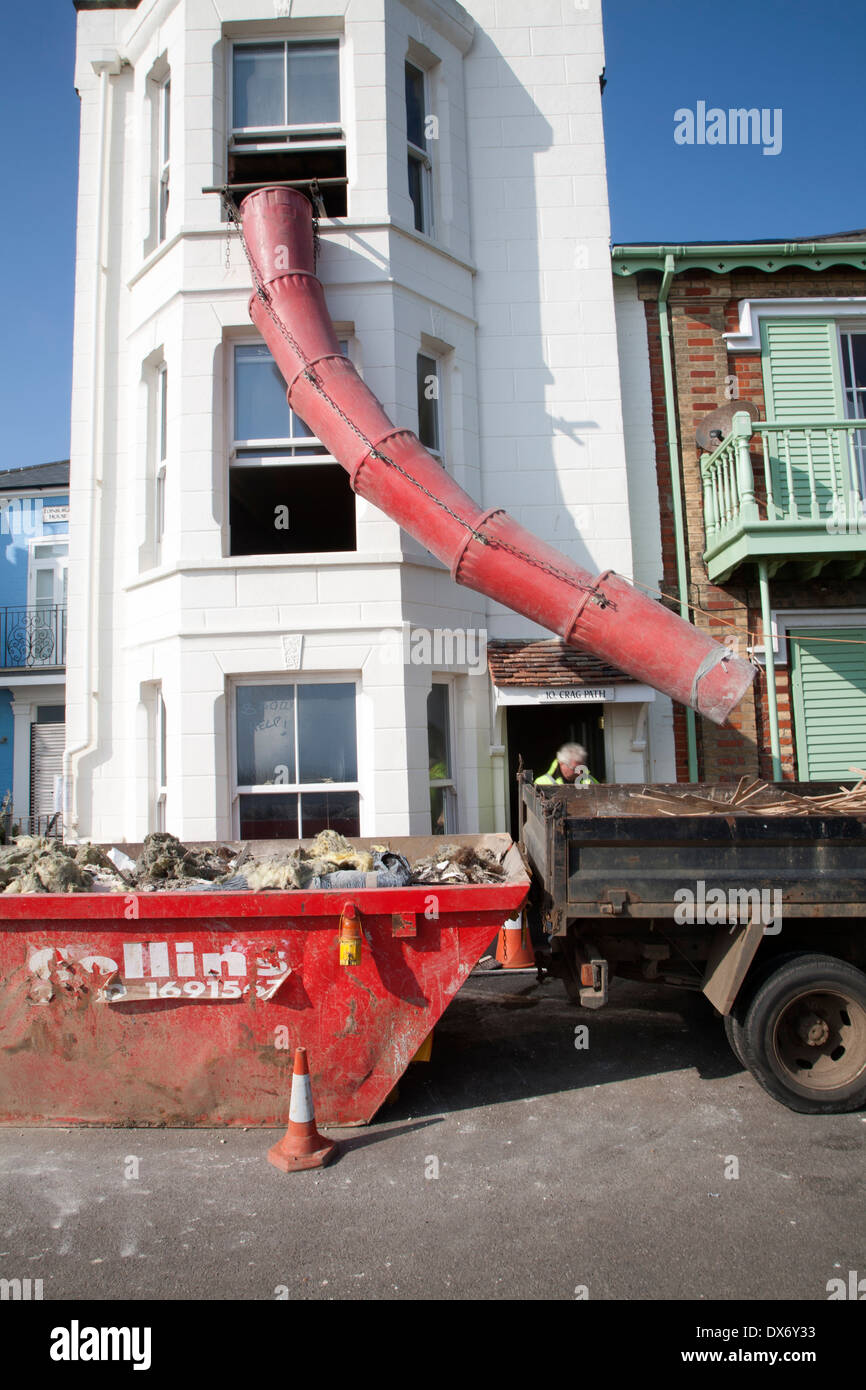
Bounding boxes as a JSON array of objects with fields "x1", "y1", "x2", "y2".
[
  {"x1": 1, "y1": 2, "x2": 79, "y2": 473},
  {"x1": 602, "y1": 0, "x2": 865, "y2": 245},
  {"x1": 2, "y1": 0, "x2": 864, "y2": 470}
]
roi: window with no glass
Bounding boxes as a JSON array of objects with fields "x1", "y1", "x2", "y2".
[
  {"x1": 235, "y1": 681, "x2": 360, "y2": 839},
  {"x1": 230, "y1": 341, "x2": 355, "y2": 556},
  {"x1": 229, "y1": 40, "x2": 346, "y2": 216}
]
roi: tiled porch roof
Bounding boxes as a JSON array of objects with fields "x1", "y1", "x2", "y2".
[{"x1": 486, "y1": 639, "x2": 633, "y2": 687}]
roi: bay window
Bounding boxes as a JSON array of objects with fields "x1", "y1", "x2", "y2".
[
  {"x1": 155, "y1": 363, "x2": 167, "y2": 553},
  {"x1": 235, "y1": 681, "x2": 360, "y2": 839},
  {"x1": 156, "y1": 687, "x2": 167, "y2": 832},
  {"x1": 405, "y1": 61, "x2": 433, "y2": 236},
  {"x1": 417, "y1": 352, "x2": 442, "y2": 459},
  {"x1": 229, "y1": 340, "x2": 355, "y2": 556},
  {"x1": 158, "y1": 75, "x2": 171, "y2": 243},
  {"x1": 229, "y1": 39, "x2": 346, "y2": 216},
  {"x1": 427, "y1": 682, "x2": 457, "y2": 834}
]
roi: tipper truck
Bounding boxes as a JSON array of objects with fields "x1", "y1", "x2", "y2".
[{"x1": 519, "y1": 774, "x2": 866, "y2": 1114}]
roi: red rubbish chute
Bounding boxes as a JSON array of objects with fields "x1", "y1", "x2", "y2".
[{"x1": 239, "y1": 188, "x2": 754, "y2": 725}]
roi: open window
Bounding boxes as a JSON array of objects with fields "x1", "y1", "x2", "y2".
[
  {"x1": 228, "y1": 39, "x2": 346, "y2": 216},
  {"x1": 229, "y1": 340, "x2": 355, "y2": 556}
]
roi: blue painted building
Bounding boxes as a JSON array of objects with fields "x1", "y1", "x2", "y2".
[{"x1": 0, "y1": 461, "x2": 69, "y2": 833}]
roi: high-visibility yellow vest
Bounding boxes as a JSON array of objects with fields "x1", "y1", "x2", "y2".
[{"x1": 535, "y1": 758, "x2": 598, "y2": 787}]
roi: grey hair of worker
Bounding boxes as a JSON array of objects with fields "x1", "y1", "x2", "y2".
[{"x1": 556, "y1": 743, "x2": 587, "y2": 766}]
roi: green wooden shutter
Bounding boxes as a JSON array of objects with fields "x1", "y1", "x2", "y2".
[
  {"x1": 760, "y1": 319, "x2": 845, "y2": 519},
  {"x1": 790, "y1": 626, "x2": 866, "y2": 780}
]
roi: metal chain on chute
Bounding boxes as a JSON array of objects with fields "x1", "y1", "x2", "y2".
[
  {"x1": 309, "y1": 180, "x2": 322, "y2": 271},
  {"x1": 220, "y1": 188, "x2": 614, "y2": 606}
]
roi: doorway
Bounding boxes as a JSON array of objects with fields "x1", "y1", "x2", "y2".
[
  {"x1": 27, "y1": 540, "x2": 68, "y2": 667},
  {"x1": 505, "y1": 703, "x2": 606, "y2": 841}
]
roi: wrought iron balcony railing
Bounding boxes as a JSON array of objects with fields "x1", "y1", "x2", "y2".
[
  {"x1": 0, "y1": 605, "x2": 66, "y2": 670},
  {"x1": 700, "y1": 413, "x2": 866, "y2": 581}
]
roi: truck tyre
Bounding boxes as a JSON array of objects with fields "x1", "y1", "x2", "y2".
[
  {"x1": 724, "y1": 951, "x2": 806, "y2": 1070},
  {"x1": 723, "y1": 1011, "x2": 746, "y2": 1068},
  {"x1": 739, "y1": 954, "x2": 866, "y2": 1114}
]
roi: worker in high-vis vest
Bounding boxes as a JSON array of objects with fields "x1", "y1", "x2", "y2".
[
  {"x1": 429, "y1": 756, "x2": 449, "y2": 831},
  {"x1": 535, "y1": 742, "x2": 598, "y2": 787}
]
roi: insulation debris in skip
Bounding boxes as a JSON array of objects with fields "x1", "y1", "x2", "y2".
[
  {"x1": 409, "y1": 843, "x2": 507, "y2": 885},
  {"x1": 0, "y1": 828, "x2": 506, "y2": 893}
]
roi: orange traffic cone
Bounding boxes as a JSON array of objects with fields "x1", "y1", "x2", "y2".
[
  {"x1": 495, "y1": 912, "x2": 536, "y2": 969},
  {"x1": 268, "y1": 1047, "x2": 338, "y2": 1172}
]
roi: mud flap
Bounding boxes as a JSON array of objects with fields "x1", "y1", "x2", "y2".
[{"x1": 702, "y1": 918, "x2": 765, "y2": 1015}]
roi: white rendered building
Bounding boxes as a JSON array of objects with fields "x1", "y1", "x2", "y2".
[{"x1": 67, "y1": 0, "x2": 675, "y2": 844}]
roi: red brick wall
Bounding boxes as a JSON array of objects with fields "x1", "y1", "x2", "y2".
[{"x1": 637, "y1": 263, "x2": 866, "y2": 782}]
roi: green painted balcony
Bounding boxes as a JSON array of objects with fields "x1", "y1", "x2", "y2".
[{"x1": 701, "y1": 411, "x2": 866, "y2": 583}]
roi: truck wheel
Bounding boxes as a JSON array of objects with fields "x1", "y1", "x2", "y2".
[
  {"x1": 724, "y1": 951, "x2": 806, "y2": 1070},
  {"x1": 723, "y1": 1011, "x2": 746, "y2": 1068},
  {"x1": 739, "y1": 954, "x2": 866, "y2": 1114}
]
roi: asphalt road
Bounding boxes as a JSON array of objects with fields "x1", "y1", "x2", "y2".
[{"x1": 1, "y1": 968, "x2": 863, "y2": 1302}]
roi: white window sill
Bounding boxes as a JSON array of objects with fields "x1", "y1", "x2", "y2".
[
  {"x1": 128, "y1": 218, "x2": 477, "y2": 287},
  {"x1": 126, "y1": 550, "x2": 409, "y2": 591}
]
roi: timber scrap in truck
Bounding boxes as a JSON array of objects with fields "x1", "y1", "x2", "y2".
[{"x1": 519, "y1": 775, "x2": 866, "y2": 1115}]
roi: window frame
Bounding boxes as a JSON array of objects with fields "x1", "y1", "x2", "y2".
[
  {"x1": 789, "y1": 623, "x2": 866, "y2": 782},
  {"x1": 427, "y1": 677, "x2": 458, "y2": 835},
  {"x1": 838, "y1": 322, "x2": 866, "y2": 499},
  {"x1": 416, "y1": 350, "x2": 442, "y2": 460},
  {"x1": 231, "y1": 675, "x2": 361, "y2": 839},
  {"x1": 157, "y1": 74, "x2": 171, "y2": 244},
  {"x1": 27, "y1": 537, "x2": 68, "y2": 613},
  {"x1": 757, "y1": 606, "x2": 866, "y2": 666},
  {"x1": 230, "y1": 335, "x2": 350, "y2": 467},
  {"x1": 228, "y1": 37, "x2": 344, "y2": 154},
  {"x1": 155, "y1": 687, "x2": 167, "y2": 832},
  {"x1": 405, "y1": 60, "x2": 433, "y2": 237},
  {"x1": 839, "y1": 324, "x2": 866, "y2": 416},
  {"x1": 227, "y1": 335, "x2": 357, "y2": 557},
  {"x1": 155, "y1": 362, "x2": 168, "y2": 551}
]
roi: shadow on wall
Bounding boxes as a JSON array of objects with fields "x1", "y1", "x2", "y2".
[{"x1": 464, "y1": 30, "x2": 602, "y2": 606}]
